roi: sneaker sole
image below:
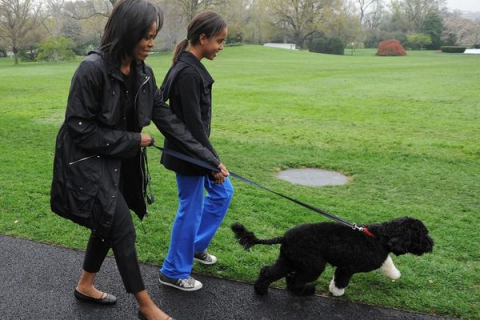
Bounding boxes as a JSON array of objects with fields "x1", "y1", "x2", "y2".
[
  {"x1": 194, "y1": 257, "x2": 217, "y2": 265},
  {"x1": 158, "y1": 277, "x2": 203, "y2": 292}
]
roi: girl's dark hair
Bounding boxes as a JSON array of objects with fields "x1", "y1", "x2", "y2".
[
  {"x1": 100, "y1": 0, "x2": 163, "y2": 63},
  {"x1": 172, "y1": 11, "x2": 227, "y2": 65}
]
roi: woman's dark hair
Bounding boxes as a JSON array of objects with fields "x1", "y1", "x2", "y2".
[
  {"x1": 100, "y1": 0, "x2": 163, "y2": 63},
  {"x1": 172, "y1": 11, "x2": 227, "y2": 65}
]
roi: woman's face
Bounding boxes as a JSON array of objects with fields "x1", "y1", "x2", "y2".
[
  {"x1": 201, "y1": 27, "x2": 228, "y2": 60},
  {"x1": 133, "y1": 22, "x2": 157, "y2": 62}
]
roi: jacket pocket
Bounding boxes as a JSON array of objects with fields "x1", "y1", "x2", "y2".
[
  {"x1": 67, "y1": 152, "x2": 102, "y2": 182},
  {"x1": 65, "y1": 177, "x2": 98, "y2": 218}
]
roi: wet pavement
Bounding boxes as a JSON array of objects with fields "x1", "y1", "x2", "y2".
[{"x1": 0, "y1": 234, "x2": 457, "y2": 320}]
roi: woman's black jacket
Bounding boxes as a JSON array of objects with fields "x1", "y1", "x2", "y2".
[{"x1": 50, "y1": 50, "x2": 220, "y2": 234}]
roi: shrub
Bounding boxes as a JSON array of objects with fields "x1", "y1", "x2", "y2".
[
  {"x1": 19, "y1": 47, "x2": 38, "y2": 62},
  {"x1": 0, "y1": 46, "x2": 6, "y2": 57},
  {"x1": 309, "y1": 36, "x2": 327, "y2": 53},
  {"x1": 407, "y1": 33, "x2": 432, "y2": 50},
  {"x1": 326, "y1": 37, "x2": 345, "y2": 55},
  {"x1": 474, "y1": 44, "x2": 480, "y2": 49},
  {"x1": 309, "y1": 35, "x2": 345, "y2": 55},
  {"x1": 36, "y1": 36, "x2": 76, "y2": 62},
  {"x1": 441, "y1": 46, "x2": 466, "y2": 53},
  {"x1": 226, "y1": 24, "x2": 244, "y2": 45},
  {"x1": 376, "y1": 39, "x2": 407, "y2": 56}
]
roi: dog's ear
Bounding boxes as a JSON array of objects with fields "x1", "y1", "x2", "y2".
[{"x1": 388, "y1": 237, "x2": 411, "y2": 255}]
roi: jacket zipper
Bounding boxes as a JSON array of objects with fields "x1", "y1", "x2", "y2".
[
  {"x1": 69, "y1": 155, "x2": 99, "y2": 165},
  {"x1": 134, "y1": 75, "x2": 150, "y2": 218}
]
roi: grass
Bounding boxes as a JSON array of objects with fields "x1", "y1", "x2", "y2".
[{"x1": 0, "y1": 46, "x2": 479, "y2": 319}]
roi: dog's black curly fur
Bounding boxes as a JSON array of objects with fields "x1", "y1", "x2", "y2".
[{"x1": 231, "y1": 217, "x2": 434, "y2": 296}]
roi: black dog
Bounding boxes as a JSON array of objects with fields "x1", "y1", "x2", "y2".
[{"x1": 231, "y1": 217, "x2": 434, "y2": 296}]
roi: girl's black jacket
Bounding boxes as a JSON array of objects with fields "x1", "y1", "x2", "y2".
[
  {"x1": 50, "y1": 50, "x2": 220, "y2": 234},
  {"x1": 160, "y1": 51, "x2": 219, "y2": 176}
]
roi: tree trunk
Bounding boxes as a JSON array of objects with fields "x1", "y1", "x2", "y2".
[
  {"x1": 13, "y1": 48, "x2": 19, "y2": 65},
  {"x1": 294, "y1": 33, "x2": 303, "y2": 49}
]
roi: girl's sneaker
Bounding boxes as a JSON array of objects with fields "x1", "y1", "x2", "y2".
[
  {"x1": 158, "y1": 271, "x2": 203, "y2": 291},
  {"x1": 194, "y1": 251, "x2": 217, "y2": 265}
]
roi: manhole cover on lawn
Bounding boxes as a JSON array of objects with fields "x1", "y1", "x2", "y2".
[{"x1": 277, "y1": 169, "x2": 349, "y2": 187}]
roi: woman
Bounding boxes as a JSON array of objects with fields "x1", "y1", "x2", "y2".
[
  {"x1": 50, "y1": 1, "x2": 228, "y2": 319},
  {"x1": 158, "y1": 11, "x2": 233, "y2": 292}
]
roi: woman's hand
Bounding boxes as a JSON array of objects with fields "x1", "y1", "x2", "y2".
[{"x1": 140, "y1": 133, "x2": 153, "y2": 147}]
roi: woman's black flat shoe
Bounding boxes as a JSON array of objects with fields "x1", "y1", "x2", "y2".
[{"x1": 74, "y1": 289, "x2": 117, "y2": 305}]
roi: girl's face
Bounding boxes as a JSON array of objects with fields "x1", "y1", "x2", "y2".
[
  {"x1": 201, "y1": 27, "x2": 228, "y2": 60},
  {"x1": 133, "y1": 22, "x2": 157, "y2": 62}
]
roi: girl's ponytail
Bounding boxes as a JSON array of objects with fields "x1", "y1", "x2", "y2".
[
  {"x1": 172, "y1": 11, "x2": 226, "y2": 65},
  {"x1": 172, "y1": 38, "x2": 189, "y2": 65}
]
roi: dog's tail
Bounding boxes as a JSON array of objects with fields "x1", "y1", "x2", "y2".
[{"x1": 231, "y1": 222, "x2": 284, "y2": 250}]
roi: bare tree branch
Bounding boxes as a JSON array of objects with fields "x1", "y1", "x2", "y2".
[{"x1": 0, "y1": 0, "x2": 42, "y2": 63}]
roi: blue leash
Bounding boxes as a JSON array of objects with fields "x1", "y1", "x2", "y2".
[{"x1": 150, "y1": 142, "x2": 374, "y2": 237}]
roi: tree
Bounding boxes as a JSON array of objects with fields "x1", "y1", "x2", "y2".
[
  {"x1": 401, "y1": 0, "x2": 445, "y2": 32},
  {"x1": 363, "y1": 0, "x2": 385, "y2": 28},
  {"x1": 155, "y1": 0, "x2": 189, "y2": 51},
  {"x1": 421, "y1": 11, "x2": 442, "y2": 49},
  {"x1": 64, "y1": 0, "x2": 112, "y2": 20},
  {"x1": 407, "y1": 32, "x2": 431, "y2": 49},
  {"x1": 41, "y1": 0, "x2": 66, "y2": 36},
  {"x1": 0, "y1": 0, "x2": 41, "y2": 64},
  {"x1": 387, "y1": 0, "x2": 410, "y2": 33},
  {"x1": 442, "y1": 10, "x2": 480, "y2": 47},
  {"x1": 176, "y1": 0, "x2": 218, "y2": 21},
  {"x1": 356, "y1": 0, "x2": 375, "y2": 25},
  {"x1": 329, "y1": 1, "x2": 362, "y2": 45},
  {"x1": 242, "y1": 0, "x2": 280, "y2": 44},
  {"x1": 265, "y1": 0, "x2": 341, "y2": 49}
]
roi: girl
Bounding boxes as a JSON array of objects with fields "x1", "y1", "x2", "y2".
[
  {"x1": 158, "y1": 11, "x2": 234, "y2": 291},
  {"x1": 50, "y1": 1, "x2": 228, "y2": 319}
]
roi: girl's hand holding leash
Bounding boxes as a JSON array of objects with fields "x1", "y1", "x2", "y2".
[
  {"x1": 213, "y1": 163, "x2": 229, "y2": 184},
  {"x1": 144, "y1": 134, "x2": 229, "y2": 184}
]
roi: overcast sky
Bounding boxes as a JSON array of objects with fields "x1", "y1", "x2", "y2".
[{"x1": 446, "y1": 0, "x2": 480, "y2": 12}]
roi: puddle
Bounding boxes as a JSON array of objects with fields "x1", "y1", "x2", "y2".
[{"x1": 277, "y1": 168, "x2": 349, "y2": 187}]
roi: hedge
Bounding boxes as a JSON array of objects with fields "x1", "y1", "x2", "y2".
[{"x1": 441, "y1": 46, "x2": 467, "y2": 53}]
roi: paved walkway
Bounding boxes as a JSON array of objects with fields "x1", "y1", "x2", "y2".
[{"x1": 0, "y1": 234, "x2": 456, "y2": 320}]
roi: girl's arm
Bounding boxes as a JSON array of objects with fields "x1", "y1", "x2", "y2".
[
  {"x1": 152, "y1": 90, "x2": 221, "y2": 168},
  {"x1": 175, "y1": 71, "x2": 218, "y2": 156}
]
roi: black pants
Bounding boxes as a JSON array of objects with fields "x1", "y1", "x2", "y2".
[{"x1": 83, "y1": 191, "x2": 145, "y2": 294}]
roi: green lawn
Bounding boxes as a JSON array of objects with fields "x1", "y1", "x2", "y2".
[{"x1": 0, "y1": 46, "x2": 479, "y2": 319}]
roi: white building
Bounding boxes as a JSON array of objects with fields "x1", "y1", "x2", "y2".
[
  {"x1": 464, "y1": 49, "x2": 480, "y2": 55},
  {"x1": 263, "y1": 43, "x2": 297, "y2": 50}
]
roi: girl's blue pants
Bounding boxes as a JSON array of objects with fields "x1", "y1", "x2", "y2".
[{"x1": 160, "y1": 174, "x2": 234, "y2": 279}]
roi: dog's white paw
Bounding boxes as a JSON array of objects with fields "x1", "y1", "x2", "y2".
[
  {"x1": 380, "y1": 256, "x2": 401, "y2": 280},
  {"x1": 388, "y1": 268, "x2": 401, "y2": 280},
  {"x1": 329, "y1": 279, "x2": 345, "y2": 297}
]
